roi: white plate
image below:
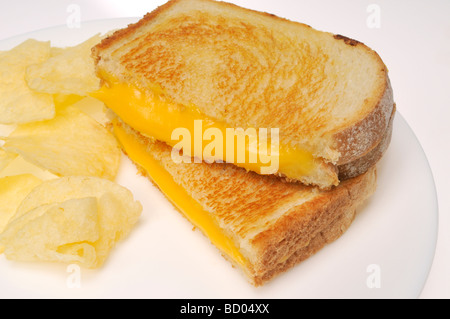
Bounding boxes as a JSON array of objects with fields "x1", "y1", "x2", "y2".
[{"x1": 0, "y1": 19, "x2": 438, "y2": 299}]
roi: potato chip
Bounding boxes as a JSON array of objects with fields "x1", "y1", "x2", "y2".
[
  {"x1": 0, "y1": 174, "x2": 42, "y2": 233},
  {"x1": 13, "y1": 175, "x2": 141, "y2": 224},
  {"x1": 0, "y1": 197, "x2": 100, "y2": 267},
  {"x1": 0, "y1": 148, "x2": 17, "y2": 173},
  {"x1": 54, "y1": 94, "x2": 110, "y2": 126},
  {"x1": 52, "y1": 93, "x2": 84, "y2": 109},
  {"x1": 0, "y1": 154, "x2": 58, "y2": 181},
  {"x1": 2, "y1": 105, "x2": 121, "y2": 180},
  {"x1": 50, "y1": 46, "x2": 65, "y2": 57},
  {"x1": 25, "y1": 34, "x2": 102, "y2": 96},
  {"x1": 2, "y1": 176, "x2": 142, "y2": 268},
  {"x1": 69, "y1": 96, "x2": 110, "y2": 126},
  {"x1": 0, "y1": 39, "x2": 55, "y2": 124},
  {"x1": 93, "y1": 191, "x2": 141, "y2": 266},
  {"x1": 0, "y1": 33, "x2": 142, "y2": 270},
  {"x1": 0, "y1": 124, "x2": 16, "y2": 138}
]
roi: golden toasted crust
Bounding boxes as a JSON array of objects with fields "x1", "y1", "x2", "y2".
[
  {"x1": 115, "y1": 120, "x2": 377, "y2": 286},
  {"x1": 92, "y1": 0, "x2": 394, "y2": 189},
  {"x1": 93, "y1": 0, "x2": 312, "y2": 54}
]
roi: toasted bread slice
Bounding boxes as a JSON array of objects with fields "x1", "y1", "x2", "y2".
[
  {"x1": 92, "y1": 0, "x2": 394, "y2": 188},
  {"x1": 112, "y1": 119, "x2": 377, "y2": 286}
]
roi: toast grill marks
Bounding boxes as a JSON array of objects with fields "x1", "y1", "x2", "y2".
[
  {"x1": 96, "y1": 0, "x2": 391, "y2": 158},
  {"x1": 117, "y1": 13, "x2": 332, "y2": 140}
]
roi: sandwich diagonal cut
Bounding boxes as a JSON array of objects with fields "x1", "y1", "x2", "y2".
[
  {"x1": 91, "y1": 0, "x2": 395, "y2": 188},
  {"x1": 112, "y1": 120, "x2": 378, "y2": 286}
]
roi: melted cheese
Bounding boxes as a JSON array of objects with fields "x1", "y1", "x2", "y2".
[
  {"x1": 91, "y1": 76, "x2": 316, "y2": 181},
  {"x1": 112, "y1": 121, "x2": 248, "y2": 268}
]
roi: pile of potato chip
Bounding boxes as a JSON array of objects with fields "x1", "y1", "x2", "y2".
[{"x1": 0, "y1": 35, "x2": 142, "y2": 269}]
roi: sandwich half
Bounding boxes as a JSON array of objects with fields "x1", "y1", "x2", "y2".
[
  {"x1": 91, "y1": 0, "x2": 395, "y2": 189},
  {"x1": 112, "y1": 119, "x2": 378, "y2": 286}
]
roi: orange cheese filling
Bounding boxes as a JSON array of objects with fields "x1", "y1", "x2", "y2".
[
  {"x1": 112, "y1": 121, "x2": 248, "y2": 268},
  {"x1": 91, "y1": 76, "x2": 316, "y2": 180}
]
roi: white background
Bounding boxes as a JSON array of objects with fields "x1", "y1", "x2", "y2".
[{"x1": 0, "y1": 0, "x2": 448, "y2": 299}]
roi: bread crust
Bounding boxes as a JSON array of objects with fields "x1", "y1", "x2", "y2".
[
  {"x1": 338, "y1": 104, "x2": 395, "y2": 180},
  {"x1": 334, "y1": 75, "x2": 394, "y2": 166}
]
